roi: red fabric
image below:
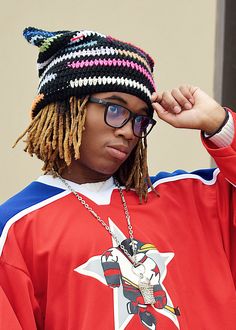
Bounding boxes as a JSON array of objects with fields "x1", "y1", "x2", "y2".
[{"x1": 0, "y1": 286, "x2": 22, "y2": 330}]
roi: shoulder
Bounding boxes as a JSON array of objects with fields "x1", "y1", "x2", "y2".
[
  {"x1": 0, "y1": 178, "x2": 66, "y2": 238},
  {"x1": 150, "y1": 168, "x2": 220, "y2": 187}
]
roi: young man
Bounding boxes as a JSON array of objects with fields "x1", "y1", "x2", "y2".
[{"x1": 0, "y1": 27, "x2": 235, "y2": 330}]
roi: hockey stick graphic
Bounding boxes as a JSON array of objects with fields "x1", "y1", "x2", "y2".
[
  {"x1": 164, "y1": 305, "x2": 180, "y2": 316},
  {"x1": 138, "y1": 303, "x2": 180, "y2": 316}
]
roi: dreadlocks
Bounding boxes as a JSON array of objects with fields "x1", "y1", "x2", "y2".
[{"x1": 13, "y1": 96, "x2": 154, "y2": 203}]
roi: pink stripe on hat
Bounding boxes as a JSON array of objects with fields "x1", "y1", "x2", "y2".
[{"x1": 67, "y1": 59, "x2": 155, "y2": 88}]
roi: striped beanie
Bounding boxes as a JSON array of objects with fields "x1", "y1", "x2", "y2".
[{"x1": 23, "y1": 27, "x2": 156, "y2": 117}]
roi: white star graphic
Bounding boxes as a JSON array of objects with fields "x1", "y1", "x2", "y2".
[{"x1": 74, "y1": 218, "x2": 180, "y2": 329}]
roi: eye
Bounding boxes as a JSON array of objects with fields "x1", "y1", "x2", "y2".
[
  {"x1": 109, "y1": 105, "x2": 120, "y2": 115},
  {"x1": 135, "y1": 116, "x2": 143, "y2": 123},
  {"x1": 108, "y1": 105, "x2": 128, "y2": 119},
  {"x1": 106, "y1": 104, "x2": 130, "y2": 127},
  {"x1": 135, "y1": 116, "x2": 149, "y2": 127}
]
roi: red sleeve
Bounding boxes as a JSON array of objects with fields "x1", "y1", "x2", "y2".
[
  {"x1": 0, "y1": 286, "x2": 22, "y2": 330},
  {"x1": 0, "y1": 260, "x2": 42, "y2": 330},
  {"x1": 202, "y1": 110, "x2": 236, "y2": 186},
  {"x1": 202, "y1": 109, "x2": 236, "y2": 286},
  {"x1": 0, "y1": 221, "x2": 43, "y2": 330}
]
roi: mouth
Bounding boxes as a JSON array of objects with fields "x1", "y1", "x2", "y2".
[{"x1": 106, "y1": 145, "x2": 129, "y2": 161}]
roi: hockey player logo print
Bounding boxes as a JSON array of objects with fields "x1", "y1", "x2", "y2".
[{"x1": 75, "y1": 219, "x2": 180, "y2": 329}]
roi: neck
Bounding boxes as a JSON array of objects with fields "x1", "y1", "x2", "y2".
[
  {"x1": 61, "y1": 173, "x2": 111, "y2": 184},
  {"x1": 60, "y1": 165, "x2": 112, "y2": 184}
]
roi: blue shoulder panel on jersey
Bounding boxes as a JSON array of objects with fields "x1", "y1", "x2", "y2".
[
  {"x1": 150, "y1": 168, "x2": 217, "y2": 184},
  {"x1": 0, "y1": 182, "x2": 64, "y2": 236}
]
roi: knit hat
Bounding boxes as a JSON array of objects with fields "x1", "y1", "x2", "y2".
[{"x1": 23, "y1": 27, "x2": 156, "y2": 117}]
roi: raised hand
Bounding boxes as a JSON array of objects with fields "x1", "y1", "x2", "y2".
[{"x1": 152, "y1": 85, "x2": 226, "y2": 135}]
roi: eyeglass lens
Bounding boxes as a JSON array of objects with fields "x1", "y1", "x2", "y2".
[
  {"x1": 106, "y1": 104, "x2": 152, "y2": 137},
  {"x1": 133, "y1": 116, "x2": 152, "y2": 137}
]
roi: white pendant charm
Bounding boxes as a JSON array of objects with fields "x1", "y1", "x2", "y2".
[
  {"x1": 132, "y1": 263, "x2": 156, "y2": 305},
  {"x1": 138, "y1": 277, "x2": 156, "y2": 305}
]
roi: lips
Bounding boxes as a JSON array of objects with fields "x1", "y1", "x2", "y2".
[{"x1": 106, "y1": 144, "x2": 130, "y2": 161}]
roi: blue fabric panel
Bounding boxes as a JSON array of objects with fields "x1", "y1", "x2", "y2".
[{"x1": 0, "y1": 182, "x2": 64, "y2": 236}]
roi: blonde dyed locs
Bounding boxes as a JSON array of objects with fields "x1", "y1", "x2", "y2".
[{"x1": 14, "y1": 96, "x2": 153, "y2": 202}]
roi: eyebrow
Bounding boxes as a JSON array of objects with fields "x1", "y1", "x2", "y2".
[
  {"x1": 103, "y1": 95, "x2": 148, "y2": 114},
  {"x1": 103, "y1": 95, "x2": 128, "y2": 105}
]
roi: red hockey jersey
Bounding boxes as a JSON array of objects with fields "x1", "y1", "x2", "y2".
[{"x1": 1, "y1": 114, "x2": 236, "y2": 330}]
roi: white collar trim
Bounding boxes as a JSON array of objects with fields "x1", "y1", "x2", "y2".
[{"x1": 36, "y1": 175, "x2": 116, "y2": 205}]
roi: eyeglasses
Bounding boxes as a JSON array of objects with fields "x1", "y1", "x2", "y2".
[{"x1": 88, "y1": 97, "x2": 156, "y2": 138}]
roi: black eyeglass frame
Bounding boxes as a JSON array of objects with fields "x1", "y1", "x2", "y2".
[{"x1": 88, "y1": 96, "x2": 156, "y2": 138}]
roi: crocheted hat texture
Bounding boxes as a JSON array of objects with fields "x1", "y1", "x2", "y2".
[{"x1": 23, "y1": 27, "x2": 156, "y2": 117}]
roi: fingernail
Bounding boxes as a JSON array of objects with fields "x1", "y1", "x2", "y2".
[
  {"x1": 184, "y1": 102, "x2": 192, "y2": 110},
  {"x1": 174, "y1": 106, "x2": 181, "y2": 113}
]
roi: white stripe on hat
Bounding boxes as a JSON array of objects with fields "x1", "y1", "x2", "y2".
[{"x1": 67, "y1": 76, "x2": 152, "y2": 98}]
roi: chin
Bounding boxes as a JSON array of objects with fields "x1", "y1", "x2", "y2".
[
  {"x1": 96, "y1": 163, "x2": 123, "y2": 177},
  {"x1": 99, "y1": 167, "x2": 120, "y2": 176}
]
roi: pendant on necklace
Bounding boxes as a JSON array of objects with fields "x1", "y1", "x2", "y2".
[
  {"x1": 132, "y1": 263, "x2": 156, "y2": 305},
  {"x1": 138, "y1": 276, "x2": 156, "y2": 305}
]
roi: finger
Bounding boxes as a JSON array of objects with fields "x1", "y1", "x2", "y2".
[
  {"x1": 171, "y1": 88, "x2": 193, "y2": 110},
  {"x1": 151, "y1": 92, "x2": 158, "y2": 102},
  {"x1": 179, "y1": 85, "x2": 195, "y2": 104},
  {"x1": 152, "y1": 101, "x2": 167, "y2": 115},
  {"x1": 151, "y1": 91, "x2": 163, "y2": 102},
  {"x1": 154, "y1": 104, "x2": 180, "y2": 127},
  {"x1": 161, "y1": 91, "x2": 182, "y2": 114}
]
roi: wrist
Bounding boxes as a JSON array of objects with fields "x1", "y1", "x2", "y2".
[
  {"x1": 204, "y1": 110, "x2": 234, "y2": 147},
  {"x1": 202, "y1": 106, "x2": 227, "y2": 136}
]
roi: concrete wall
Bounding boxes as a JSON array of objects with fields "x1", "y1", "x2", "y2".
[{"x1": 0, "y1": 0, "x2": 217, "y2": 202}]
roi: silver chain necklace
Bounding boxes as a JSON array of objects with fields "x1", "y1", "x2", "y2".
[{"x1": 54, "y1": 172, "x2": 156, "y2": 304}]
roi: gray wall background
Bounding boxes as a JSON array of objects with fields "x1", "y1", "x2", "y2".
[{"x1": 0, "y1": 0, "x2": 218, "y2": 202}]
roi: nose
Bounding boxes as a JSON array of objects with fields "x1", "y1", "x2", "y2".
[{"x1": 114, "y1": 119, "x2": 136, "y2": 140}]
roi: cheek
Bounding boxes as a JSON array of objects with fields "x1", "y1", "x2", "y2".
[
  {"x1": 85, "y1": 105, "x2": 105, "y2": 129},
  {"x1": 79, "y1": 125, "x2": 107, "y2": 160},
  {"x1": 129, "y1": 138, "x2": 139, "y2": 153},
  {"x1": 82, "y1": 114, "x2": 108, "y2": 145}
]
